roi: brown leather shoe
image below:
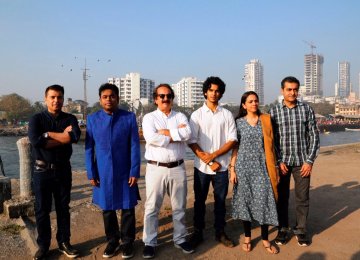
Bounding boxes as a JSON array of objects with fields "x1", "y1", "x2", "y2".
[{"x1": 215, "y1": 232, "x2": 235, "y2": 248}]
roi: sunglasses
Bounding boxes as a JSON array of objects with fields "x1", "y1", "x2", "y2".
[{"x1": 157, "y1": 94, "x2": 173, "y2": 99}]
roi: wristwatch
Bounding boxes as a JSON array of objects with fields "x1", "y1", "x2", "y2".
[
  {"x1": 208, "y1": 161, "x2": 214, "y2": 166},
  {"x1": 43, "y1": 132, "x2": 49, "y2": 139}
]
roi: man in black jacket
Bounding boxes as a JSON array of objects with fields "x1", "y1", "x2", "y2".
[{"x1": 28, "y1": 84, "x2": 81, "y2": 259}]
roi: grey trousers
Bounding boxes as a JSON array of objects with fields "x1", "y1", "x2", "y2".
[
  {"x1": 277, "y1": 166, "x2": 310, "y2": 234},
  {"x1": 143, "y1": 163, "x2": 188, "y2": 246}
]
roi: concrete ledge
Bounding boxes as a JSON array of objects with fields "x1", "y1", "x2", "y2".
[
  {"x1": 3, "y1": 197, "x2": 35, "y2": 219},
  {"x1": 17, "y1": 216, "x2": 38, "y2": 256}
]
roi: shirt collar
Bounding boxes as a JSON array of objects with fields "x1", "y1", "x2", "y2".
[
  {"x1": 156, "y1": 108, "x2": 174, "y2": 118},
  {"x1": 101, "y1": 108, "x2": 119, "y2": 116},
  {"x1": 44, "y1": 109, "x2": 63, "y2": 119},
  {"x1": 281, "y1": 99, "x2": 304, "y2": 108},
  {"x1": 201, "y1": 102, "x2": 222, "y2": 113}
]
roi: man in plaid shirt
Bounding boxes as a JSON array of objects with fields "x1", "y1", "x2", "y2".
[{"x1": 269, "y1": 76, "x2": 320, "y2": 247}]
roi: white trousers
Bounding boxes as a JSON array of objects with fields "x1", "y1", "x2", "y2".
[{"x1": 142, "y1": 163, "x2": 188, "y2": 246}]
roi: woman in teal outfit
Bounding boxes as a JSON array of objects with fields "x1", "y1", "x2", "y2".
[{"x1": 229, "y1": 91, "x2": 279, "y2": 254}]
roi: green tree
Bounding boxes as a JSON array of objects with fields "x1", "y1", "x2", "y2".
[
  {"x1": 223, "y1": 104, "x2": 239, "y2": 118},
  {"x1": 119, "y1": 101, "x2": 130, "y2": 111},
  {"x1": 87, "y1": 102, "x2": 102, "y2": 115},
  {"x1": 0, "y1": 93, "x2": 34, "y2": 123},
  {"x1": 32, "y1": 101, "x2": 45, "y2": 114},
  {"x1": 307, "y1": 102, "x2": 335, "y2": 115},
  {"x1": 142, "y1": 103, "x2": 157, "y2": 115}
]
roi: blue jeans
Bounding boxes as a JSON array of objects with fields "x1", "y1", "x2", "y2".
[
  {"x1": 193, "y1": 167, "x2": 229, "y2": 233},
  {"x1": 33, "y1": 165, "x2": 72, "y2": 250}
]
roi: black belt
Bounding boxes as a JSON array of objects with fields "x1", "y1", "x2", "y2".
[
  {"x1": 35, "y1": 160, "x2": 59, "y2": 170},
  {"x1": 147, "y1": 159, "x2": 184, "y2": 168}
]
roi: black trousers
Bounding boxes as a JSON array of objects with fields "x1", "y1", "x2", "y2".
[
  {"x1": 33, "y1": 166, "x2": 72, "y2": 251},
  {"x1": 277, "y1": 166, "x2": 310, "y2": 234},
  {"x1": 242, "y1": 220, "x2": 269, "y2": 240},
  {"x1": 103, "y1": 208, "x2": 135, "y2": 245}
]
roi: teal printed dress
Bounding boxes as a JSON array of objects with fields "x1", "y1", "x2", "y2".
[{"x1": 231, "y1": 117, "x2": 278, "y2": 226}]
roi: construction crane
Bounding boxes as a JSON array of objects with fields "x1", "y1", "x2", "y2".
[{"x1": 303, "y1": 40, "x2": 316, "y2": 54}]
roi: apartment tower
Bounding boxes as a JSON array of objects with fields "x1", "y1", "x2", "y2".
[
  {"x1": 304, "y1": 54, "x2": 324, "y2": 96},
  {"x1": 337, "y1": 61, "x2": 350, "y2": 98},
  {"x1": 244, "y1": 59, "x2": 264, "y2": 105},
  {"x1": 108, "y1": 72, "x2": 155, "y2": 104},
  {"x1": 172, "y1": 77, "x2": 203, "y2": 107}
]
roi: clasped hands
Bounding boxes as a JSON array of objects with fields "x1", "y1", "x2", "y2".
[{"x1": 198, "y1": 151, "x2": 221, "y2": 172}]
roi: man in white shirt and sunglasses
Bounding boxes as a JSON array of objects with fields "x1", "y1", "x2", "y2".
[{"x1": 142, "y1": 84, "x2": 194, "y2": 258}]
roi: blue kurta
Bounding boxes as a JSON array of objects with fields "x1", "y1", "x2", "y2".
[{"x1": 85, "y1": 109, "x2": 141, "y2": 210}]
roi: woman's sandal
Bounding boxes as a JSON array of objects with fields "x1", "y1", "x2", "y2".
[
  {"x1": 263, "y1": 243, "x2": 279, "y2": 254},
  {"x1": 242, "y1": 241, "x2": 252, "y2": 252}
]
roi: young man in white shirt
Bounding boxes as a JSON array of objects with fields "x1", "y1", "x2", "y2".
[
  {"x1": 142, "y1": 84, "x2": 194, "y2": 258},
  {"x1": 188, "y1": 77, "x2": 237, "y2": 248}
]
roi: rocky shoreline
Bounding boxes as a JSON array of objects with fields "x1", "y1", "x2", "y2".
[{"x1": 0, "y1": 127, "x2": 28, "y2": 137}]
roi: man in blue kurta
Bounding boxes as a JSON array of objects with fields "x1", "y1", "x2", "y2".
[{"x1": 85, "y1": 83, "x2": 141, "y2": 259}]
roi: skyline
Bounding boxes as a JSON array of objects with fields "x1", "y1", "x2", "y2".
[{"x1": 1, "y1": 1, "x2": 360, "y2": 105}]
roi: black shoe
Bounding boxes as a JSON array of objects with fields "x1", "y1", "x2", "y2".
[
  {"x1": 103, "y1": 242, "x2": 120, "y2": 258},
  {"x1": 33, "y1": 248, "x2": 48, "y2": 260},
  {"x1": 142, "y1": 245, "x2": 155, "y2": 259},
  {"x1": 122, "y1": 243, "x2": 134, "y2": 259},
  {"x1": 296, "y1": 234, "x2": 310, "y2": 247},
  {"x1": 174, "y1": 241, "x2": 195, "y2": 254},
  {"x1": 274, "y1": 230, "x2": 288, "y2": 245},
  {"x1": 189, "y1": 230, "x2": 203, "y2": 248},
  {"x1": 58, "y1": 242, "x2": 79, "y2": 258},
  {"x1": 215, "y1": 231, "x2": 235, "y2": 248}
]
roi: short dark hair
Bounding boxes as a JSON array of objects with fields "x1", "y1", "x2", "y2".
[
  {"x1": 98, "y1": 83, "x2": 119, "y2": 97},
  {"x1": 281, "y1": 76, "x2": 300, "y2": 89},
  {"x1": 152, "y1": 83, "x2": 175, "y2": 105},
  {"x1": 45, "y1": 84, "x2": 64, "y2": 96},
  {"x1": 202, "y1": 76, "x2": 226, "y2": 99},
  {"x1": 235, "y1": 91, "x2": 261, "y2": 120}
]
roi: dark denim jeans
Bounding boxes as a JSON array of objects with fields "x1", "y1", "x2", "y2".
[
  {"x1": 193, "y1": 167, "x2": 229, "y2": 233},
  {"x1": 103, "y1": 208, "x2": 135, "y2": 245},
  {"x1": 277, "y1": 166, "x2": 310, "y2": 234},
  {"x1": 33, "y1": 165, "x2": 72, "y2": 250}
]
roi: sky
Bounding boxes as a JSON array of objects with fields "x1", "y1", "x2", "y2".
[{"x1": 1, "y1": 0, "x2": 360, "y2": 106}]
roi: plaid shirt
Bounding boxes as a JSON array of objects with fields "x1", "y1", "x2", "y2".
[{"x1": 269, "y1": 100, "x2": 320, "y2": 166}]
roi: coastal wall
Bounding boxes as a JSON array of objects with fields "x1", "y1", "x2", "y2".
[{"x1": 318, "y1": 124, "x2": 360, "y2": 132}]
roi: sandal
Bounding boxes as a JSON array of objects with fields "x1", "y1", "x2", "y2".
[
  {"x1": 242, "y1": 237, "x2": 252, "y2": 252},
  {"x1": 263, "y1": 241, "x2": 278, "y2": 254}
]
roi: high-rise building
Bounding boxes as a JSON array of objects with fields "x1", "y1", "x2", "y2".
[
  {"x1": 335, "y1": 82, "x2": 339, "y2": 97},
  {"x1": 337, "y1": 61, "x2": 350, "y2": 98},
  {"x1": 304, "y1": 54, "x2": 324, "y2": 96},
  {"x1": 172, "y1": 77, "x2": 203, "y2": 107},
  {"x1": 244, "y1": 59, "x2": 264, "y2": 105},
  {"x1": 108, "y1": 72, "x2": 155, "y2": 104}
]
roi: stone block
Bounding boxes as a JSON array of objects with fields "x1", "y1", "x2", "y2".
[
  {"x1": 0, "y1": 176, "x2": 11, "y2": 213},
  {"x1": 3, "y1": 197, "x2": 35, "y2": 219}
]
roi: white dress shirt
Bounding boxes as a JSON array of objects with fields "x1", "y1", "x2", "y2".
[
  {"x1": 189, "y1": 103, "x2": 237, "y2": 175},
  {"x1": 142, "y1": 108, "x2": 191, "y2": 162}
]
